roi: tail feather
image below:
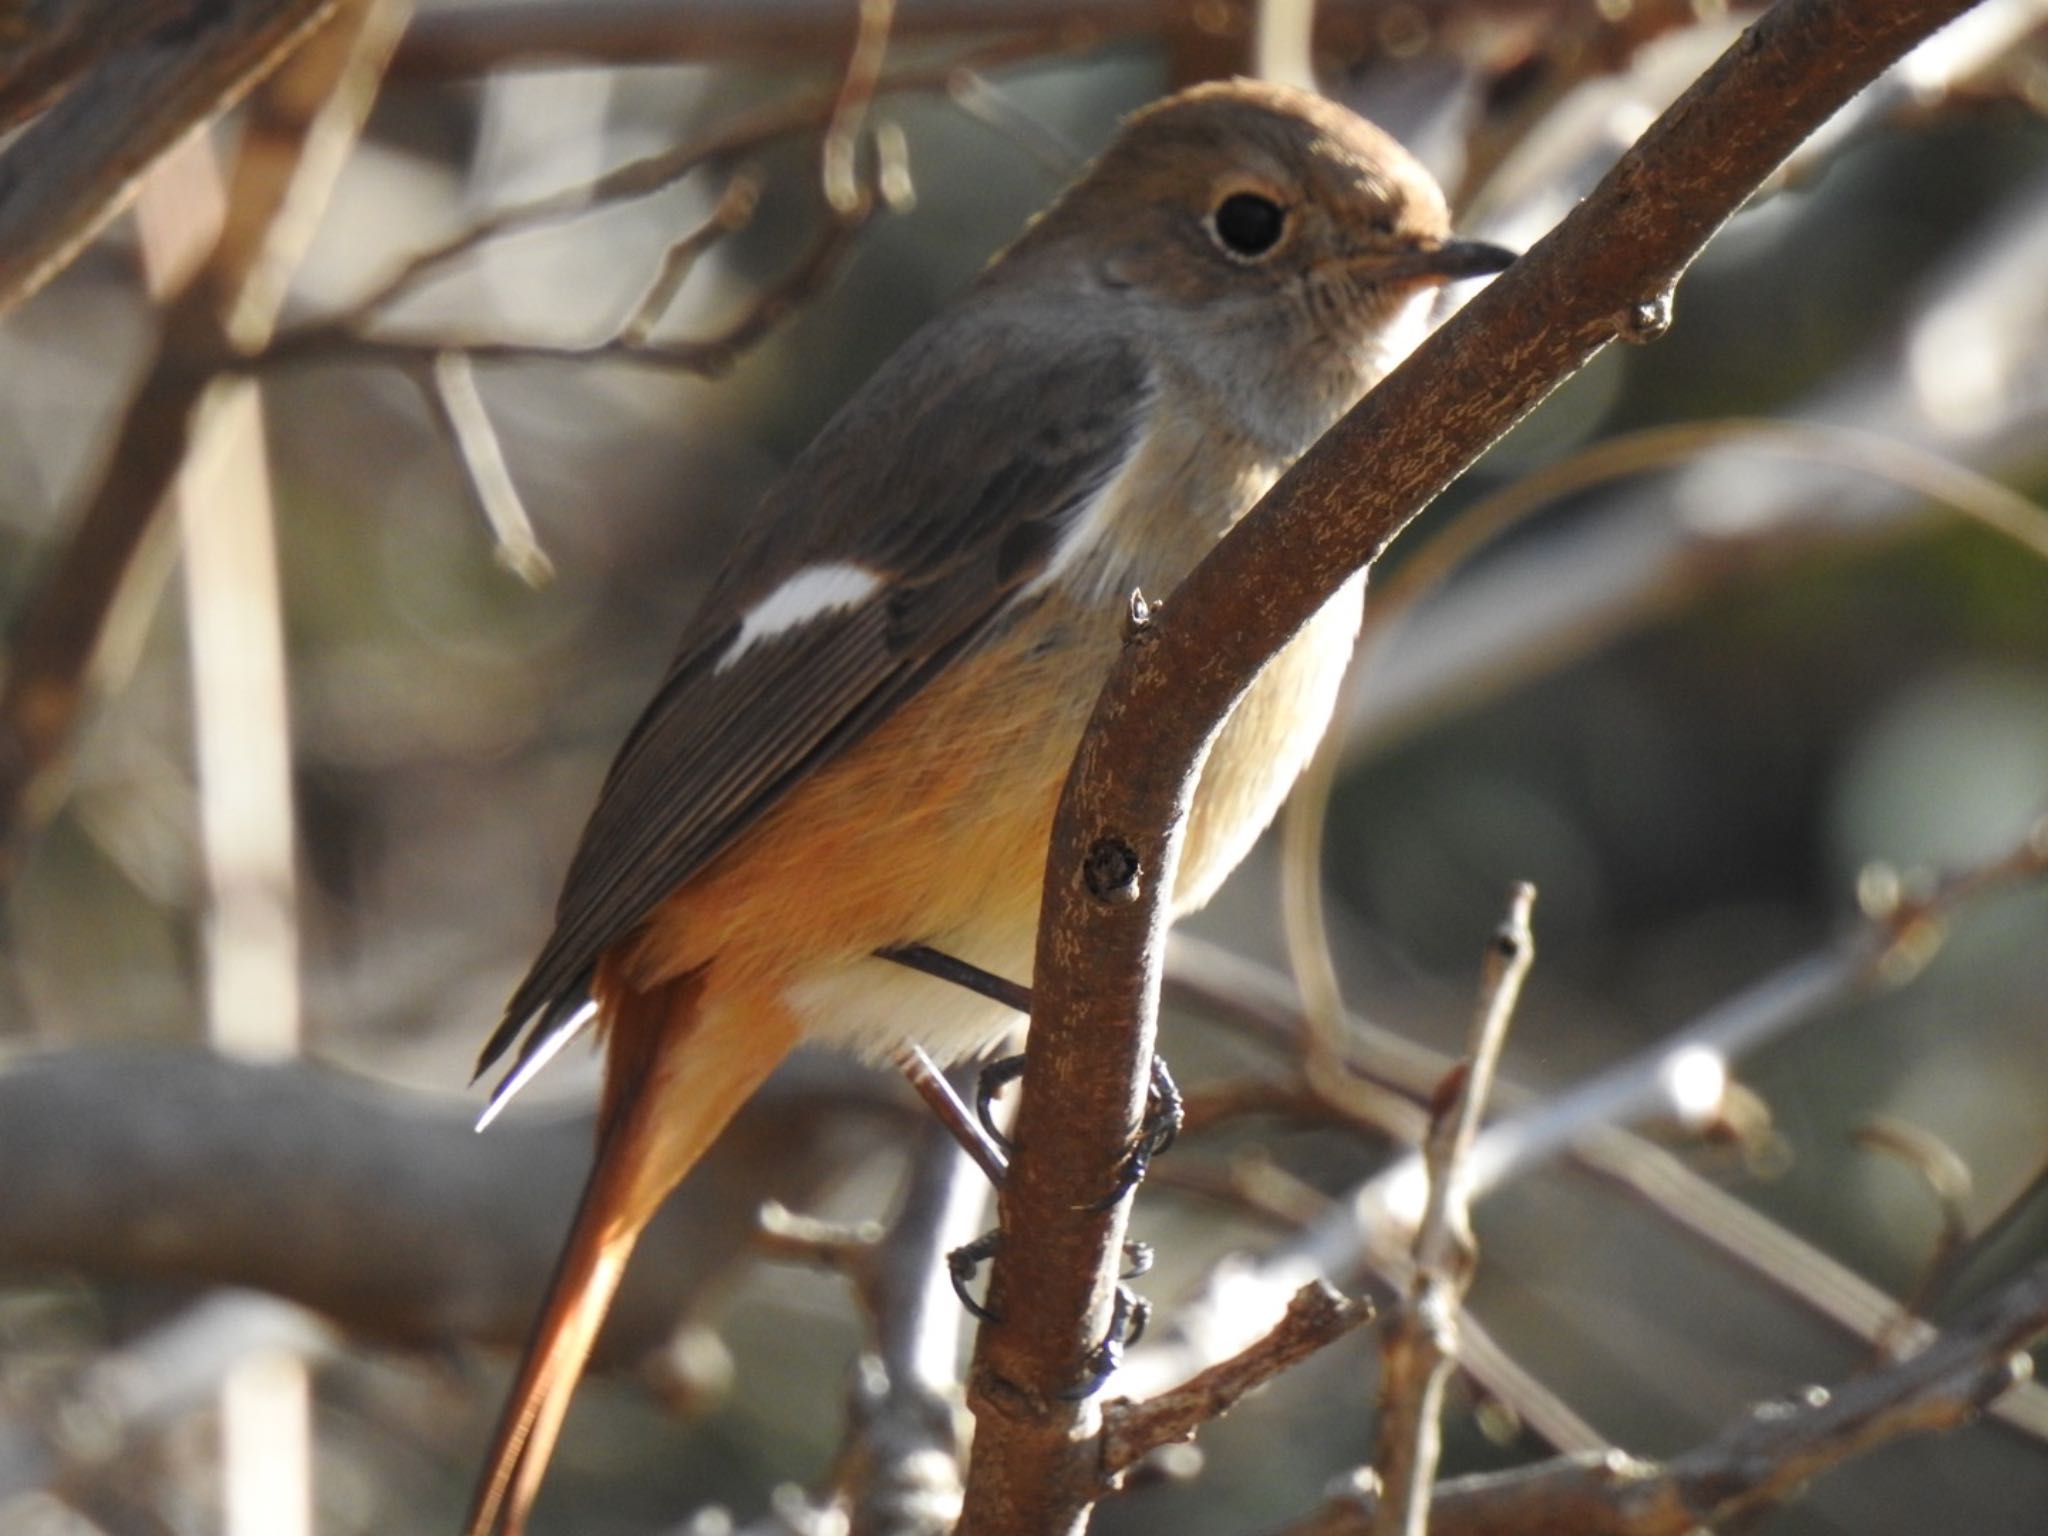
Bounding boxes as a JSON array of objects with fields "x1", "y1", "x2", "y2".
[{"x1": 465, "y1": 972, "x2": 797, "y2": 1536}]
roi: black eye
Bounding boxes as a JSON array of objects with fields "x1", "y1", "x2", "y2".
[{"x1": 1211, "y1": 192, "x2": 1287, "y2": 259}]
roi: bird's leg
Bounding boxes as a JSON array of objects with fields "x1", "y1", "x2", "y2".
[
  {"x1": 875, "y1": 945, "x2": 1181, "y2": 1187},
  {"x1": 881, "y1": 942, "x2": 1170, "y2": 1393},
  {"x1": 876, "y1": 943, "x2": 1033, "y2": 1012}
]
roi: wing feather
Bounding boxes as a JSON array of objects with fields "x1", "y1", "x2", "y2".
[{"x1": 478, "y1": 303, "x2": 1149, "y2": 1088}]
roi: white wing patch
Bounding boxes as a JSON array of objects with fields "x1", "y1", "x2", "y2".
[{"x1": 715, "y1": 562, "x2": 884, "y2": 673}]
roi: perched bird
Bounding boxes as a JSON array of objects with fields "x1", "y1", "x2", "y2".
[{"x1": 464, "y1": 78, "x2": 1511, "y2": 1535}]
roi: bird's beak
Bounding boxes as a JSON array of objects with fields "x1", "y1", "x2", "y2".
[{"x1": 1350, "y1": 238, "x2": 1518, "y2": 286}]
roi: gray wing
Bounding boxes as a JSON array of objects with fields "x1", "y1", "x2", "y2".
[{"x1": 477, "y1": 308, "x2": 1149, "y2": 1097}]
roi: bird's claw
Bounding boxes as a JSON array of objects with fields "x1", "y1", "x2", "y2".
[
  {"x1": 1088, "y1": 1055, "x2": 1184, "y2": 1211},
  {"x1": 1062, "y1": 1283, "x2": 1150, "y2": 1400},
  {"x1": 947, "y1": 1230, "x2": 1003, "y2": 1322}
]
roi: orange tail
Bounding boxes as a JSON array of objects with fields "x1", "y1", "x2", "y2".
[{"x1": 465, "y1": 970, "x2": 798, "y2": 1536}]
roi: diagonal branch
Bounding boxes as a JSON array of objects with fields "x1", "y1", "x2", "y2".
[
  {"x1": 1098, "y1": 1281, "x2": 1376, "y2": 1483},
  {"x1": 0, "y1": 0, "x2": 341, "y2": 317},
  {"x1": 957, "y1": 2, "x2": 1992, "y2": 1533}
]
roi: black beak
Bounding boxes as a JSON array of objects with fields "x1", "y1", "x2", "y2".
[
  {"x1": 1348, "y1": 237, "x2": 1517, "y2": 286},
  {"x1": 1411, "y1": 238, "x2": 1518, "y2": 283}
]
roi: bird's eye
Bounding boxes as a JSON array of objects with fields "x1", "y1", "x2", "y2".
[{"x1": 1210, "y1": 192, "x2": 1287, "y2": 259}]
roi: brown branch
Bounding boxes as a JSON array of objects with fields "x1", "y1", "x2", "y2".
[
  {"x1": 0, "y1": 0, "x2": 340, "y2": 317},
  {"x1": 1098, "y1": 1281, "x2": 1375, "y2": 1482},
  {"x1": 956, "y1": 4, "x2": 1989, "y2": 1532},
  {"x1": 1372, "y1": 886, "x2": 1535, "y2": 1536},
  {"x1": 1275, "y1": 1253, "x2": 2048, "y2": 1536},
  {"x1": 0, "y1": 1047, "x2": 903, "y2": 1361},
  {"x1": 382, "y1": 0, "x2": 1660, "y2": 79},
  {"x1": 0, "y1": 0, "x2": 403, "y2": 883},
  {"x1": 618, "y1": 170, "x2": 763, "y2": 346}
]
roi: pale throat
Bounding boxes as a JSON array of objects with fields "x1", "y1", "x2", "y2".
[{"x1": 1031, "y1": 381, "x2": 1294, "y2": 616}]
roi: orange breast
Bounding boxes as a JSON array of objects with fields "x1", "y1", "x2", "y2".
[
  {"x1": 609, "y1": 564, "x2": 1359, "y2": 1063},
  {"x1": 612, "y1": 608, "x2": 1103, "y2": 1053}
]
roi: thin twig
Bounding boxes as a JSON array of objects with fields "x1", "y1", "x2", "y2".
[
  {"x1": 1855, "y1": 1117, "x2": 1975, "y2": 1355},
  {"x1": 1460, "y1": 816, "x2": 2048, "y2": 1197},
  {"x1": 618, "y1": 170, "x2": 763, "y2": 346},
  {"x1": 1372, "y1": 886, "x2": 1536, "y2": 1536},
  {"x1": 262, "y1": 179, "x2": 882, "y2": 373},
  {"x1": 1099, "y1": 1282, "x2": 1375, "y2": 1482},
  {"x1": 418, "y1": 351, "x2": 555, "y2": 586},
  {"x1": 823, "y1": 0, "x2": 896, "y2": 215}
]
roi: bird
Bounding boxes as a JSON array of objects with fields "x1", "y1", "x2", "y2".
[{"x1": 462, "y1": 78, "x2": 1512, "y2": 1535}]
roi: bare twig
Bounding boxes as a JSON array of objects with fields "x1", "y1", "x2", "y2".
[
  {"x1": 1099, "y1": 1281, "x2": 1375, "y2": 1482},
  {"x1": 1855, "y1": 1117, "x2": 1975, "y2": 1353},
  {"x1": 823, "y1": 0, "x2": 896, "y2": 215},
  {"x1": 618, "y1": 171, "x2": 763, "y2": 346},
  {"x1": 1372, "y1": 886, "x2": 1535, "y2": 1536},
  {"x1": 1275, "y1": 1253, "x2": 2048, "y2": 1536},
  {"x1": 285, "y1": 39, "x2": 1044, "y2": 339},
  {"x1": 1459, "y1": 817, "x2": 2048, "y2": 1197},
  {"x1": 418, "y1": 351, "x2": 555, "y2": 586},
  {"x1": 262, "y1": 164, "x2": 883, "y2": 373}
]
